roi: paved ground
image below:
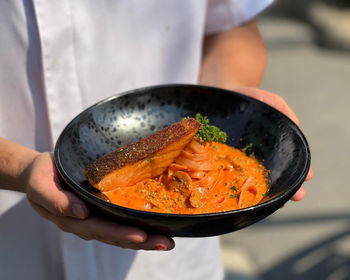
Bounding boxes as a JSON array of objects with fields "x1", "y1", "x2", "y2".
[{"x1": 221, "y1": 9, "x2": 350, "y2": 280}]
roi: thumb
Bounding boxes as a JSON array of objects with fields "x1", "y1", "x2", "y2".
[{"x1": 26, "y1": 153, "x2": 89, "y2": 219}]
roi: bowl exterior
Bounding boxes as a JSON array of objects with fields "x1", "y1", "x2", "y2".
[{"x1": 54, "y1": 84, "x2": 310, "y2": 237}]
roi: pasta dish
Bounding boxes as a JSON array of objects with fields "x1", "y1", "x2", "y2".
[{"x1": 84, "y1": 115, "x2": 269, "y2": 214}]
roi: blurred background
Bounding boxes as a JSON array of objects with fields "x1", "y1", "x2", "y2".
[{"x1": 221, "y1": 0, "x2": 350, "y2": 279}]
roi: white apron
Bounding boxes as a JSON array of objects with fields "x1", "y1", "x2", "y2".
[{"x1": 0, "y1": 1, "x2": 272, "y2": 279}]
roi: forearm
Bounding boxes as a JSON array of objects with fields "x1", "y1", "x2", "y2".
[
  {"x1": 0, "y1": 138, "x2": 39, "y2": 192},
  {"x1": 199, "y1": 20, "x2": 266, "y2": 89}
]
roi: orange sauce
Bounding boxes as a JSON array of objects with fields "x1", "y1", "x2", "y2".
[{"x1": 105, "y1": 140, "x2": 269, "y2": 214}]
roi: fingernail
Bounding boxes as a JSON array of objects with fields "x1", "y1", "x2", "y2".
[
  {"x1": 129, "y1": 235, "x2": 146, "y2": 243},
  {"x1": 155, "y1": 244, "x2": 167, "y2": 250},
  {"x1": 72, "y1": 203, "x2": 87, "y2": 219}
]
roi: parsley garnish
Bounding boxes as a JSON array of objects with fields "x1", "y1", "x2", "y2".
[{"x1": 193, "y1": 113, "x2": 227, "y2": 143}]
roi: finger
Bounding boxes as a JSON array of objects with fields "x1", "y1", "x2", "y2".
[
  {"x1": 29, "y1": 200, "x2": 152, "y2": 249},
  {"x1": 306, "y1": 167, "x2": 313, "y2": 181},
  {"x1": 72, "y1": 220, "x2": 174, "y2": 250},
  {"x1": 291, "y1": 168, "x2": 312, "y2": 201},
  {"x1": 135, "y1": 234, "x2": 175, "y2": 251},
  {"x1": 26, "y1": 153, "x2": 89, "y2": 219},
  {"x1": 234, "y1": 87, "x2": 300, "y2": 125},
  {"x1": 67, "y1": 216, "x2": 148, "y2": 244},
  {"x1": 86, "y1": 235, "x2": 175, "y2": 251},
  {"x1": 102, "y1": 234, "x2": 175, "y2": 251},
  {"x1": 291, "y1": 187, "x2": 305, "y2": 201}
]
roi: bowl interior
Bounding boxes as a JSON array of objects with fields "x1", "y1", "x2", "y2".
[{"x1": 55, "y1": 85, "x2": 310, "y2": 213}]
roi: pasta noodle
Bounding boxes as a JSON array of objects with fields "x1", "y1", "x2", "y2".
[{"x1": 105, "y1": 139, "x2": 269, "y2": 214}]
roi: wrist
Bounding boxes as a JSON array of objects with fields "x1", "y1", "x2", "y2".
[
  {"x1": 0, "y1": 138, "x2": 40, "y2": 193},
  {"x1": 16, "y1": 151, "x2": 40, "y2": 193}
]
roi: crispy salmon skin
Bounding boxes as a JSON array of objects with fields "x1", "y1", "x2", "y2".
[{"x1": 84, "y1": 118, "x2": 201, "y2": 192}]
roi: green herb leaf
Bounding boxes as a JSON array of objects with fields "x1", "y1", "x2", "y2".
[{"x1": 194, "y1": 113, "x2": 227, "y2": 143}]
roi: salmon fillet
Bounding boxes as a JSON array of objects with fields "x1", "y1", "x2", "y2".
[{"x1": 84, "y1": 118, "x2": 201, "y2": 192}]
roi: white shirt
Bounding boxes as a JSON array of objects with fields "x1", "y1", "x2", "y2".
[{"x1": 0, "y1": 1, "x2": 272, "y2": 279}]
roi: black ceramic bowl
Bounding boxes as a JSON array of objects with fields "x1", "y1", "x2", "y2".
[{"x1": 54, "y1": 84, "x2": 310, "y2": 237}]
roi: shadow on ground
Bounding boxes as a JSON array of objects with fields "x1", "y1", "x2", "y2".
[
  {"x1": 225, "y1": 214, "x2": 350, "y2": 280},
  {"x1": 261, "y1": 214, "x2": 350, "y2": 279}
]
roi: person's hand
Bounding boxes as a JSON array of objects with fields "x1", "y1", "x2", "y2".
[
  {"x1": 234, "y1": 87, "x2": 313, "y2": 201},
  {"x1": 24, "y1": 152, "x2": 174, "y2": 250}
]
